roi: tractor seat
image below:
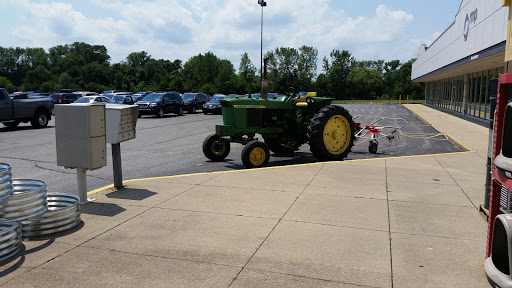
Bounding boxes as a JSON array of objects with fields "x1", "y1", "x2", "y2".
[{"x1": 295, "y1": 92, "x2": 317, "y2": 107}]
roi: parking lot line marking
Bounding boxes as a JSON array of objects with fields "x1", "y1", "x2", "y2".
[
  {"x1": 86, "y1": 150, "x2": 473, "y2": 196},
  {"x1": 398, "y1": 130, "x2": 448, "y2": 140},
  {"x1": 403, "y1": 106, "x2": 472, "y2": 152}
]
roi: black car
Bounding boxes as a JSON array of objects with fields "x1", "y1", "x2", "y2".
[
  {"x1": 203, "y1": 95, "x2": 227, "y2": 115},
  {"x1": 181, "y1": 93, "x2": 208, "y2": 114},
  {"x1": 137, "y1": 92, "x2": 184, "y2": 118},
  {"x1": 109, "y1": 95, "x2": 135, "y2": 105},
  {"x1": 51, "y1": 93, "x2": 80, "y2": 104}
]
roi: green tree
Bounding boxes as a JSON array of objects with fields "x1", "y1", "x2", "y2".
[
  {"x1": 169, "y1": 76, "x2": 185, "y2": 93},
  {"x1": 265, "y1": 47, "x2": 300, "y2": 93},
  {"x1": 183, "y1": 52, "x2": 236, "y2": 92},
  {"x1": 347, "y1": 67, "x2": 383, "y2": 100},
  {"x1": 239, "y1": 53, "x2": 256, "y2": 77},
  {"x1": 200, "y1": 82, "x2": 216, "y2": 95},
  {"x1": 297, "y1": 45, "x2": 318, "y2": 90},
  {"x1": 322, "y1": 50, "x2": 354, "y2": 99},
  {"x1": 0, "y1": 76, "x2": 16, "y2": 92},
  {"x1": 392, "y1": 59, "x2": 425, "y2": 100},
  {"x1": 58, "y1": 72, "x2": 74, "y2": 89},
  {"x1": 126, "y1": 51, "x2": 151, "y2": 68},
  {"x1": 24, "y1": 65, "x2": 51, "y2": 91}
]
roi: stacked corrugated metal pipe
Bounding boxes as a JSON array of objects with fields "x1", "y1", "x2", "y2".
[{"x1": 0, "y1": 162, "x2": 82, "y2": 262}]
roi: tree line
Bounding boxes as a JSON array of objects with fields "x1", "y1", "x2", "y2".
[{"x1": 0, "y1": 42, "x2": 424, "y2": 100}]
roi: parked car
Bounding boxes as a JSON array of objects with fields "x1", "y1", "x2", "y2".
[
  {"x1": 203, "y1": 95, "x2": 227, "y2": 115},
  {"x1": 268, "y1": 93, "x2": 279, "y2": 99},
  {"x1": 241, "y1": 93, "x2": 278, "y2": 99},
  {"x1": 104, "y1": 91, "x2": 132, "y2": 99},
  {"x1": 74, "y1": 96, "x2": 110, "y2": 104},
  {"x1": 27, "y1": 92, "x2": 50, "y2": 97},
  {"x1": 132, "y1": 91, "x2": 153, "y2": 102},
  {"x1": 100, "y1": 90, "x2": 124, "y2": 96},
  {"x1": 181, "y1": 92, "x2": 208, "y2": 113},
  {"x1": 51, "y1": 93, "x2": 81, "y2": 105},
  {"x1": 59, "y1": 89, "x2": 78, "y2": 93},
  {"x1": 0, "y1": 88, "x2": 53, "y2": 129},
  {"x1": 243, "y1": 93, "x2": 261, "y2": 98},
  {"x1": 74, "y1": 91, "x2": 97, "y2": 97},
  {"x1": 109, "y1": 95, "x2": 135, "y2": 105},
  {"x1": 137, "y1": 92, "x2": 184, "y2": 118}
]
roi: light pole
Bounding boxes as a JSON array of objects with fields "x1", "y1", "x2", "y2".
[{"x1": 258, "y1": 0, "x2": 266, "y2": 79}]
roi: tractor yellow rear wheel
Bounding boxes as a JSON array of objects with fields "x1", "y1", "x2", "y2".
[{"x1": 307, "y1": 105, "x2": 355, "y2": 161}]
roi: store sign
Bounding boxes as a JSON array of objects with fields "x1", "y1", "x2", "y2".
[{"x1": 464, "y1": 8, "x2": 478, "y2": 41}]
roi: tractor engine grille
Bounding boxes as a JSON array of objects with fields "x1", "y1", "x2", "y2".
[{"x1": 246, "y1": 109, "x2": 263, "y2": 128}]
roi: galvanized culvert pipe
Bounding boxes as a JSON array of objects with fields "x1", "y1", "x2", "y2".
[
  {"x1": 0, "y1": 222, "x2": 23, "y2": 262},
  {"x1": 0, "y1": 179, "x2": 48, "y2": 222},
  {"x1": 21, "y1": 193, "x2": 81, "y2": 237},
  {"x1": 0, "y1": 162, "x2": 13, "y2": 201}
]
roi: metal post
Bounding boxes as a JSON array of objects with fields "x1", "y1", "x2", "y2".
[
  {"x1": 260, "y1": 6, "x2": 263, "y2": 79},
  {"x1": 76, "y1": 168, "x2": 88, "y2": 204},
  {"x1": 399, "y1": 95, "x2": 401, "y2": 105},
  {"x1": 112, "y1": 143, "x2": 123, "y2": 189},
  {"x1": 258, "y1": 0, "x2": 266, "y2": 80}
]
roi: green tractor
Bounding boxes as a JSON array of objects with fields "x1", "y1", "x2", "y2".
[{"x1": 202, "y1": 91, "x2": 356, "y2": 169}]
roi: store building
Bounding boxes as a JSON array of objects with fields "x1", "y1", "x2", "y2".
[{"x1": 412, "y1": 0, "x2": 508, "y2": 122}]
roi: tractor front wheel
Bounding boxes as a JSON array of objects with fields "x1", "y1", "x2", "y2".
[
  {"x1": 242, "y1": 140, "x2": 270, "y2": 169},
  {"x1": 307, "y1": 105, "x2": 355, "y2": 161},
  {"x1": 203, "y1": 134, "x2": 230, "y2": 161}
]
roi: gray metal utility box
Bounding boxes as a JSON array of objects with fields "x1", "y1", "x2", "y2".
[{"x1": 54, "y1": 104, "x2": 106, "y2": 170}]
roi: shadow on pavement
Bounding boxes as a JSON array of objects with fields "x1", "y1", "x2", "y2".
[
  {"x1": 105, "y1": 188, "x2": 157, "y2": 201},
  {"x1": 81, "y1": 203, "x2": 126, "y2": 217}
]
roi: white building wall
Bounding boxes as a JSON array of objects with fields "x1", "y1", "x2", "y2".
[{"x1": 412, "y1": 0, "x2": 507, "y2": 80}]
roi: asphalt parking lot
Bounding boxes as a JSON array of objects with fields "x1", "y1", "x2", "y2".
[{"x1": 0, "y1": 104, "x2": 462, "y2": 195}]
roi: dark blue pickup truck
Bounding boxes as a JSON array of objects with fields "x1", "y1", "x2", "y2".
[{"x1": 0, "y1": 88, "x2": 54, "y2": 128}]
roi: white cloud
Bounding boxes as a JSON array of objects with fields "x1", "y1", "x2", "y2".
[{"x1": 6, "y1": 0, "x2": 417, "y2": 71}]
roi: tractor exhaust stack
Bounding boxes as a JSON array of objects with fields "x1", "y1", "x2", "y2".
[{"x1": 260, "y1": 58, "x2": 269, "y2": 100}]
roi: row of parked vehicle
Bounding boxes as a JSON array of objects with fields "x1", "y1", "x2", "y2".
[{"x1": 1, "y1": 88, "x2": 286, "y2": 129}]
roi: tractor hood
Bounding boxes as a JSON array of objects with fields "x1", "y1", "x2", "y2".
[{"x1": 220, "y1": 97, "x2": 294, "y2": 110}]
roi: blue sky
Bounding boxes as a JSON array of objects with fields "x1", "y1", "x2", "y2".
[{"x1": 0, "y1": 0, "x2": 461, "y2": 72}]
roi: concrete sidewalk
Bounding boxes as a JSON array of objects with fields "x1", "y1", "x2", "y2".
[{"x1": 0, "y1": 104, "x2": 491, "y2": 288}]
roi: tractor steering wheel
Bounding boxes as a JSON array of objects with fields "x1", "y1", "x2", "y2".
[{"x1": 286, "y1": 87, "x2": 296, "y2": 97}]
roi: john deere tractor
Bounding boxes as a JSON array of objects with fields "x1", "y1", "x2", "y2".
[{"x1": 202, "y1": 91, "x2": 355, "y2": 169}]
